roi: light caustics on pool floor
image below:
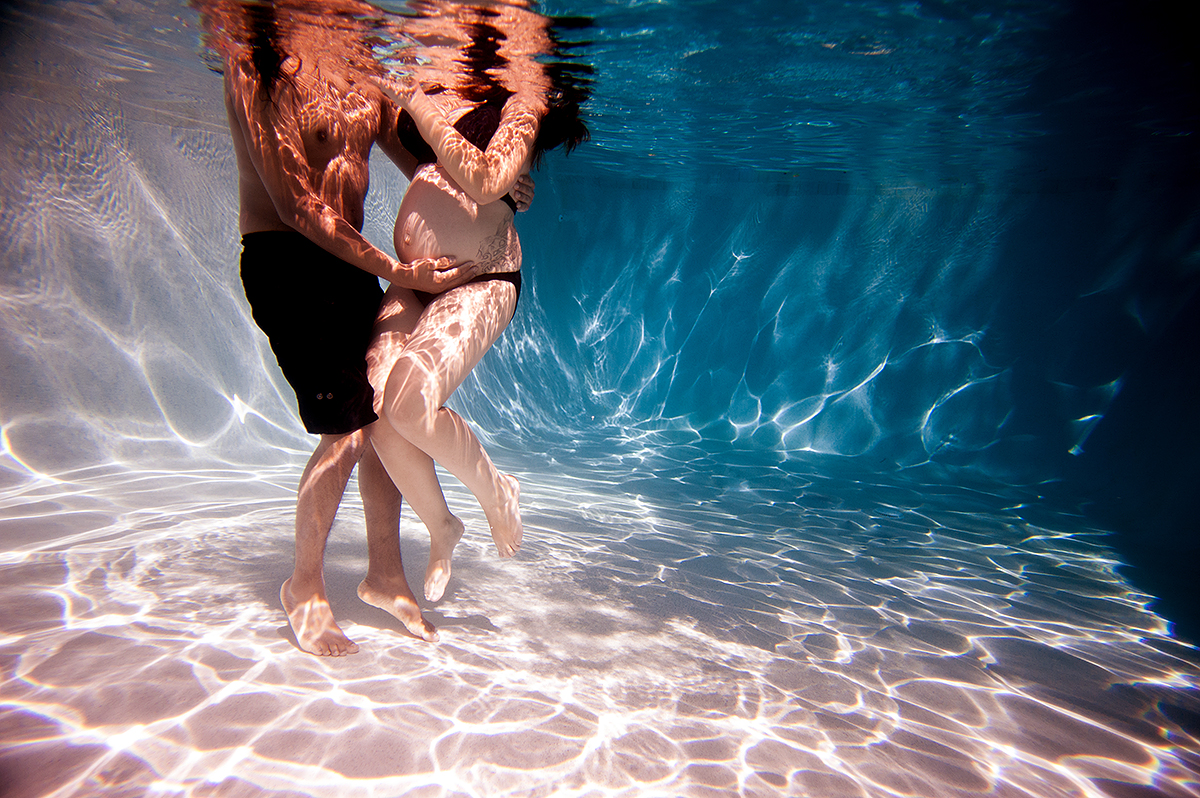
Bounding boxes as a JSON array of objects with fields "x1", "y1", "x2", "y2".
[{"x1": 1, "y1": 456, "x2": 1198, "y2": 798}]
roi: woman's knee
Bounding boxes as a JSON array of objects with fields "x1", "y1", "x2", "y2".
[{"x1": 381, "y1": 358, "x2": 438, "y2": 436}]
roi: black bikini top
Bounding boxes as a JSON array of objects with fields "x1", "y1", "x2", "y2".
[{"x1": 398, "y1": 100, "x2": 517, "y2": 213}]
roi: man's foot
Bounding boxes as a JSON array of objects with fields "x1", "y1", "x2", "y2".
[
  {"x1": 485, "y1": 473, "x2": 522, "y2": 558},
  {"x1": 425, "y1": 514, "x2": 465, "y2": 602},
  {"x1": 357, "y1": 578, "x2": 439, "y2": 642},
  {"x1": 280, "y1": 578, "x2": 359, "y2": 657}
]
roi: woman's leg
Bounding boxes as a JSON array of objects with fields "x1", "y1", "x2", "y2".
[
  {"x1": 381, "y1": 278, "x2": 522, "y2": 559},
  {"x1": 363, "y1": 286, "x2": 464, "y2": 604},
  {"x1": 354, "y1": 440, "x2": 439, "y2": 638}
]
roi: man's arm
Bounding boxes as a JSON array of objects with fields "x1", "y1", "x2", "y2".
[{"x1": 226, "y1": 59, "x2": 476, "y2": 291}]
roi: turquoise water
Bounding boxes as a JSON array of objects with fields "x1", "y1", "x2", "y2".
[{"x1": 1, "y1": 0, "x2": 1199, "y2": 796}]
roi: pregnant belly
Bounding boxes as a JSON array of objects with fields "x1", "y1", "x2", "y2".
[{"x1": 393, "y1": 175, "x2": 520, "y2": 272}]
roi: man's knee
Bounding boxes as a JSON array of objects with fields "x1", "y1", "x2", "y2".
[{"x1": 317, "y1": 429, "x2": 371, "y2": 462}]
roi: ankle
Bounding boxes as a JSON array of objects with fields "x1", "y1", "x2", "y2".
[
  {"x1": 361, "y1": 571, "x2": 403, "y2": 592},
  {"x1": 435, "y1": 513, "x2": 463, "y2": 533},
  {"x1": 288, "y1": 571, "x2": 324, "y2": 595}
]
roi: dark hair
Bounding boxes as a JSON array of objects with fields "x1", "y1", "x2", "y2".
[
  {"x1": 244, "y1": 2, "x2": 288, "y2": 97},
  {"x1": 533, "y1": 60, "x2": 592, "y2": 163},
  {"x1": 398, "y1": 9, "x2": 592, "y2": 168},
  {"x1": 534, "y1": 16, "x2": 593, "y2": 161}
]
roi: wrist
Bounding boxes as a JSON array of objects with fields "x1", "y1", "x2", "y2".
[{"x1": 388, "y1": 256, "x2": 408, "y2": 285}]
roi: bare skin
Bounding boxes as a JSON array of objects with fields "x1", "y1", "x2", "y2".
[
  {"x1": 206, "y1": 0, "x2": 544, "y2": 652},
  {"x1": 363, "y1": 74, "x2": 538, "y2": 586},
  {"x1": 368, "y1": 279, "x2": 517, "y2": 601},
  {"x1": 355, "y1": 442, "x2": 439, "y2": 640},
  {"x1": 422, "y1": 515, "x2": 465, "y2": 602},
  {"x1": 213, "y1": 3, "x2": 482, "y2": 654},
  {"x1": 281, "y1": 579, "x2": 358, "y2": 657},
  {"x1": 390, "y1": 171, "x2": 530, "y2": 565},
  {"x1": 374, "y1": 267, "x2": 524, "y2": 560},
  {"x1": 280, "y1": 430, "x2": 370, "y2": 656},
  {"x1": 366, "y1": 295, "x2": 469, "y2": 602},
  {"x1": 359, "y1": 0, "x2": 576, "y2": 608}
]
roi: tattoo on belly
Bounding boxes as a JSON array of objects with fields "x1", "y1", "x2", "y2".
[{"x1": 476, "y1": 218, "x2": 520, "y2": 274}]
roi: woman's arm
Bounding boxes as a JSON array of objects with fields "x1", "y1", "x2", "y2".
[{"x1": 382, "y1": 77, "x2": 539, "y2": 206}]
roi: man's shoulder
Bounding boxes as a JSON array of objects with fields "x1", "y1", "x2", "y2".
[{"x1": 222, "y1": 53, "x2": 260, "y2": 101}]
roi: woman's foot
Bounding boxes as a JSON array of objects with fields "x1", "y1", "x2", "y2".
[
  {"x1": 424, "y1": 514, "x2": 465, "y2": 602},
  {"x1": 281, "y1": 577, "x2": 359, "y2": 656},
  {"x1": 357, "y1": 578, "x2": 439, "y2": 642},
  {"x1": 486, "y1": 473, "x2": 522, "y2": 558}
]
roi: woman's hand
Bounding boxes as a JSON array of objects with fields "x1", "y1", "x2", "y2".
[{"x1": 391, "y1": 256, "x2": 481, "y2": 293}]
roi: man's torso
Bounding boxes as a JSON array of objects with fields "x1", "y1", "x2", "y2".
[{"x1": 225, "y1": 55, "x2": 382, "y2": 236}]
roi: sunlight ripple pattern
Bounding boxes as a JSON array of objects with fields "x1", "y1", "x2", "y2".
[{"x1": 1, "y1": 463, "x2": 1198, "y2": 798}]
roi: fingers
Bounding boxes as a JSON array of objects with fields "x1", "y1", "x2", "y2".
[
  {"x1": 404, "y1": 258, "x2": 483, "y2": 292},
  {"x1": 411, "y1": 256, "x2": 458, "y2": 273},
  {"x1": 446, "y1": 262, "x2": 482, "y2": 288},
  {"x1": 431, "y1": 261, "x2": 480, "y2": 291},
  {"x1": 443, "y1": 259, "x2": 478, "y2": 277},
  {"x1": 512, "y1": 173, "x2": 535, "y2": 212},
  {"x1": 429, "y1": 258, "x2": 479, "y2": 282}
]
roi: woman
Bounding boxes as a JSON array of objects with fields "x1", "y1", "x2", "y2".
[{"x1": 364, "y1": 4, "x2": 589, "y2": 603}]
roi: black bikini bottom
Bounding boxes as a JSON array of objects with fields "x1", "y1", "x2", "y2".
[{"x1": 412, "y1": 270, "x2": 522, "y2": 319}]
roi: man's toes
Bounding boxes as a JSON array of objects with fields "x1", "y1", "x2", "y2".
[{"x1": 409, "y1": 621, "x2": 438, "y2": 643}]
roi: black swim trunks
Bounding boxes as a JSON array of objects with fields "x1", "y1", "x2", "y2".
[
  {"x1": 240, "y1": 231, "x2": 384, "y2": 435},
  {"x1": 412, "y1": 270, "x2": 522, "y2": 318}
]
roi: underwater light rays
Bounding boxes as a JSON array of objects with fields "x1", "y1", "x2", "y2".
[
  {"x1": 498, "y1": 173, "x2": 1031, "y2": 472},
  {"x1": 1, "y1": 0, "x2": 1198, "y2": 793}
]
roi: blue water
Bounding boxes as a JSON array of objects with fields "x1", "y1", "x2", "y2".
[{"x1": 1, "y1": 0, "x2": 1198, "y2": 796}]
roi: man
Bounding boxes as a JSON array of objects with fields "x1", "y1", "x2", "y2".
[{"x1": 213, "y1": 0, "x2": 528, "y2": 655}]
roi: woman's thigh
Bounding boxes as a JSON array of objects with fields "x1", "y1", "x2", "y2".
[
  {"x1": 387, "y1": 279, "x2": 518, "y2": 411},
  {"x1": 367, "y1": 285, "x2": 425, "y2": 412}
]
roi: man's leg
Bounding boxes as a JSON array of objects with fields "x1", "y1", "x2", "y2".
[
  {"x1": 355, "y1": 437, "x2": 439, "y2": 641},
  {"x1": 281, "y1": 430, "x2": 367, "y2": 656}
]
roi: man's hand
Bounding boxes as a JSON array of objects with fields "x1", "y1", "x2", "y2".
[
  {"x1": 511, "y1": 173, "x2": 535, "y2": 212},
  {"x1": 392, "y1": 256, "x2": 482, "y2": 293},
  {"x1": 371, "y1": 74, "x2": 419, "y2": 107}
]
